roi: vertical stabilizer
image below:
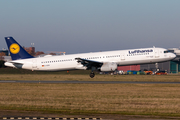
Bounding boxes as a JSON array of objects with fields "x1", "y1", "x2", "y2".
[{"x1": 5, "y1": 37, "x2": 34, "y2": 60}]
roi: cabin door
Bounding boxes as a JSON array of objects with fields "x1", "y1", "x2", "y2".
[
  {"x1": 154, "y1": 49, "x2": 159, "y2": 58},
  {"x1": 121, "y1": 54, "x2": 125, "y2": 60},
  {"x1": 32, "y1": 59, "x2": 37, "y2": 69}
]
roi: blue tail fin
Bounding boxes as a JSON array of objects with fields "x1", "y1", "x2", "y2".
[{"x1": 5, "y1": 37, "x2": 34, "y2": 60}]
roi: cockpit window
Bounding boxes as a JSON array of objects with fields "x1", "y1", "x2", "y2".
[
  {"x1": 164, "y1": 50, "x2": 173, "y2": 53},
  {"x1": 164, "y1": 50, "x2": 169, "y2": 53}
]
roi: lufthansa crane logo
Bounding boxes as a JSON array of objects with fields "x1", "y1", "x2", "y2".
[{"x1": 10, "y1": 43, "x2": 20, "y2": 54}]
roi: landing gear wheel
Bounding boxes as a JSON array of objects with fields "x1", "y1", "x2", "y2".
[{"x1": 90, "y1": 72, "x2": 95, "y2": 78}]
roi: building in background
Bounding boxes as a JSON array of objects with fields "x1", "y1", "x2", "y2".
[
  {"x1": 0, "y1": 49, "x2": 8, "y2": 56},
  {"x1": 140, "y1": 62, "x2": 170, "y2": 72},
  {"x1": 0, "y1": 49, "x2": 10, "y2": 61},
  {"x1": 117, "y1": 65, "x2": 140, "y2": 72},
  {"x1": 168, "y1": 48, "x2": 180, "y2": 73}
]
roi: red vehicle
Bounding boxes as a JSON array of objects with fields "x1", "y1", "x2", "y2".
[{"x1": 144, "y1": 70, "x2": 153, "y2": 75}]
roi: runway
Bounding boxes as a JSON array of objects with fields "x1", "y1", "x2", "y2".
[
  {"x1": 0, "y1": 80, "x2": 180, "y2": 84},
  {"x1": 2, "y1": 117, "x2": 103, "y2": 120}
]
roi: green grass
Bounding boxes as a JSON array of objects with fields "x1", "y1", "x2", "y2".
[
  {"x1": 1, "y1": 68, "x2": 180, "y2": 82},
  {"x1": 1, "y1": 68, "x2": 180, "y2": 117},
  {"x1": 1, "y1": 83, "x2": 180, "y2": 117},
  {"x1": 0, "y1": 73, "x2": 180, "y2": 82}
]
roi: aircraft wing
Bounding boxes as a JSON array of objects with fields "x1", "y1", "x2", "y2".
[{"x1": 75, "y1": 58, "x2": 103, "y2": 70}]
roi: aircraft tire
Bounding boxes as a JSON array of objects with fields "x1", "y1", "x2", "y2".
[{"x1": 90, "y1": 72, "x2": 95, "y2": 78}]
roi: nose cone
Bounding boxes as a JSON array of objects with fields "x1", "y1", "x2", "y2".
[{"x1": 171, "y1": 53, "x2": 176, "y2": 59}]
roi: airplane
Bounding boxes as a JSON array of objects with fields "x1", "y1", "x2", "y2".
[{"x1": 4, "y1": 37, "x2": 176, "y2": 78}]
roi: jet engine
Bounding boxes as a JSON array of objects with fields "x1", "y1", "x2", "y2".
[{"x1": 100, "y1": 62, "x2": 117, "y2": 71}]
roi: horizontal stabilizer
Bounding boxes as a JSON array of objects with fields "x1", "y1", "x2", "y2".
[{"x1": 9, "y1": 61, "x2": 24, "y2": 64}]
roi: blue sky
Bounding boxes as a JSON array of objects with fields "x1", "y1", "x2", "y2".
[{"x1": 0, "y1": 0, "x2": 180, "y2": 54}]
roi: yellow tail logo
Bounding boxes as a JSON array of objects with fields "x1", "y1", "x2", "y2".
[{"x1": 10, "y1": 43, "x2": 20, "y2": 54}]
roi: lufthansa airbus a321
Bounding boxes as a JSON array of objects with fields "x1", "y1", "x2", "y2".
[{"x1": 4, "y1": 37, "x2": 176, "y2": 78}]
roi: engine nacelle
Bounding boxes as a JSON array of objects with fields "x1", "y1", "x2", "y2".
[{"x1": 100, "y1": 62, "x2": 117, "y2": 72}]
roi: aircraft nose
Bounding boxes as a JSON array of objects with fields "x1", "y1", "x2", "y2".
[{"x1": 172, "y1": 53, "x2": 176, "y2": 58}]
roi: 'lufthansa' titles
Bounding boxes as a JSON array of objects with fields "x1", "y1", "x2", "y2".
[{"x1": 129, "y1": 49, "x2": 153, "y2": 54}]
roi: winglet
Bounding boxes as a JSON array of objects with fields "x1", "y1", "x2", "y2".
[{"x1": 5, "y1": 37, "x2": 34, "y2": 60}]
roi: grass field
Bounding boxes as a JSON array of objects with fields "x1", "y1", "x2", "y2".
[
  {"x1": 1, "y1": 68, "x2": 180, "y2": 81},
  {"x1": 1, "y1": 83, "x2": 180, "y2": 117},
  {"x1": 1, "y1": 68, "x2": 180, "y2": 118},
  {"x1": 0, "y1": 74, "x2": 180, "y2": 82}
]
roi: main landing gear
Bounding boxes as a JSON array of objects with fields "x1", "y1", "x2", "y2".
[
  {"x1": 90, "y1": 67, "x2": 96, "y2": 78},
  {"x1": 90, "y1": 72, "x2": 95, "y2": 78}
]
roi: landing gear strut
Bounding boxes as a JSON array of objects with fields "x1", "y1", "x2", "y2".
[{"x1": 90, "y1": 72, "x2": 95, "y2": 78}]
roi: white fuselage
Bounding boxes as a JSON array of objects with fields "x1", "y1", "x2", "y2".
[{"x1": 5, "y1": 47, "x2": 176, "y2": 71}]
